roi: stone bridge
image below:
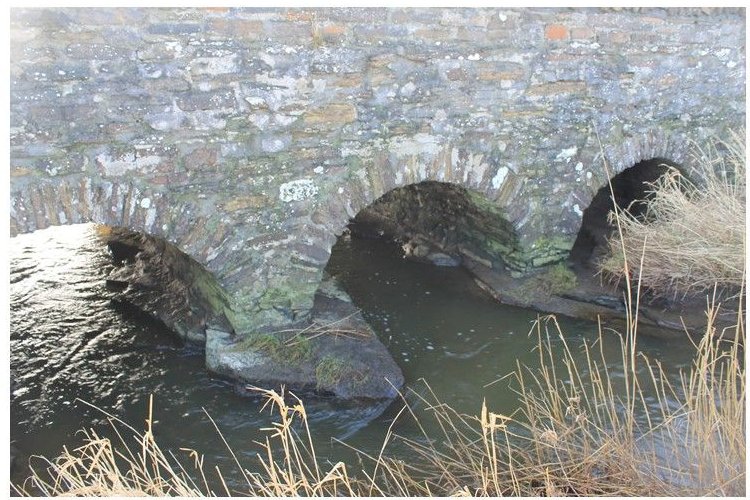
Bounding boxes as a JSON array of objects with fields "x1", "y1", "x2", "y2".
[{"x1": 10, "y1": 7, "x2": 746, "y2": 335}]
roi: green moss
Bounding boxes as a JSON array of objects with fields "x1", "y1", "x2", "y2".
[
  {"x1": 508, "y1": 263, "x2": 578, "y2": 304},
  {"x1": 544, "y1": 263, "x2": 578, "y2": 294},
  {"x1": 232, "y1": 333, "x2": 313, "y2": 364},
  {"x1": 257, "y1": 284, "x2": 318, "y2": 312},
  {"x1": 529, "y1": 235, "x2": 575, "y2": 256},
  {"x1": 315, "y1": 356, "x2": 361, "y2": 391},
  {"x1": 531, "y1": 263, "x2": 578, "y2": 296}
]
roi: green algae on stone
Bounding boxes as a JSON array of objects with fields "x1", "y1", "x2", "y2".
[
  {"x1": 231, "y1": 333, "x2": 314, "y2": 364},
  {"x1": 315, "y1": 356, "x2": 365, "y2": 392}
]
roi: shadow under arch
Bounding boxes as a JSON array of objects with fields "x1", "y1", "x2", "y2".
[
  {"x1": 333, "y1": 180, "x2": 522, "y2": 274},
  {"x1": 568, "y1": 157, "x2": 683, "y2": 268}
]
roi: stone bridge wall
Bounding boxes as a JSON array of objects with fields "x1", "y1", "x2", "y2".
[{"x1": 9, "y1": 7, "x2": 746, "y2": 333}]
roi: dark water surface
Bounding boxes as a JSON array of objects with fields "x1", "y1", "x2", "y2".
[{"x1": 9, "y1": 224, "x2": 697, "y2": 491}]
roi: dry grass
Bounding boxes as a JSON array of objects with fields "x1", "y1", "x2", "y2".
[
  {"x1": 13, "y1": 398, "x2": 207, "y2": 496},
  {"x1": 277, "y1": 311, "x2": 373, "y2": 344},
  {"x1": 354, "y1": 297, "x2": 744, "y2": 496},
  {"x1": 15, "y1": 293, "x2": 745, "y2": 496},
  {"x1": 599, "y1": 130, "x2": 745, "y2": 299}
]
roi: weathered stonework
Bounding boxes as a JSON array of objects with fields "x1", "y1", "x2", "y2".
[{"x1": 9, "y1": 7, "x2": 746, "y2": 338}]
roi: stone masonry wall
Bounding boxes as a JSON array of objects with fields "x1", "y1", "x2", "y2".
[{"x1": 9, "y1": 7, "x2": 746, "y2": 333}]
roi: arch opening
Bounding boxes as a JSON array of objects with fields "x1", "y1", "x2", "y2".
[
  {"x1": 98, "y1": 224, "x2": 236, "y2": 344},
  {"x1": 569, "y1": 158, "x2": 682, "y2": 269},
  {"x1": 341, "y1": 180, "x2": 521, "y2": 272}
]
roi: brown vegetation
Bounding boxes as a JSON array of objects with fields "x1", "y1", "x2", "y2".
[
  {"x1": 15, "y1": 293, "x2": 744, "y2": 496},
  {"x1": 599, "y1": 131, "x2": 745, "y2": 299}
]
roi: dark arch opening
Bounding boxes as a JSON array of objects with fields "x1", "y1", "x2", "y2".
[
  {"x1": 344, "y1": 181, "x2": 520, "y2": 271},
  {"x1": 568, "y1": 158, "x2": 681, "y2": 268}
]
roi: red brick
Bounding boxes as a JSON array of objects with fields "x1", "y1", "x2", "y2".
[{"x1": 545, "y1": 24, "x2": 569, "y2": 41}]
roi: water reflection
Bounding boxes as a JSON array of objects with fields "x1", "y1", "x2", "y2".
[{"x1": 10, "y1": 224, "x2": 698, "y2": 490}]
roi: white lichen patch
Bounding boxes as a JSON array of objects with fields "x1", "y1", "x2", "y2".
[
  {"x1": 96, "y1": 152, "x2": 161, "y2": 176},
  {"x1": 400, "y1": 81, "x2": 416, "y2": 97},
  {"x1": 145, "y1": 207, "x2": 157, "y2": 229},
  {"x1": 555, "y1": 146, "x2": 578, "y2": 163},
  {"x1": 395, "y1": 170, "x2": 404, "y2": 185},
  {"x1": 248, "y1": 112, "x2": 270, "y2": 129},
  {"x1": 340, "y1": 144, "x2": 374, "y2": 159},
  {"x1": 279, "y1": 178, "x2": 318, "y2": 202},
  {"x1": 491, "y1": 166, "x2": 509, "y2": 190},
  {"x1": 389, "y1": 133, "x2": 442, "y2": 159},
  {"x1": 191, "y1": 54, "x2": 238, "y2": 75},
  {"x1": 463, "y1": 153, "x2": 489, "y2": 186}
]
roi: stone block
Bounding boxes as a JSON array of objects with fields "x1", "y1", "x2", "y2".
[
  {"x1": 64, "y1": 8, "x2": 148, "y2": 26},
  {"x1": 570, "y1": 26, "x2": 596, "y2": 40},
  {"x1": 11, "y1": 9, "x2": 72, "y2": 29},
  {"x1": 302, "y1": 103, "x2": 357, "y2": 125},
  {"x1": 141, "y1": 76, "x2": 192, "y2": 93},
  {"x1": 175, "y1": 89, "x2": 237, "y2": 111},
  {"x1": 446, "y1": 68, "x2": 469, "y2": 81},
  {"x1": 35, "y1": 153, "x2": 88, "y2": 177},
  {"x1": 23, "y1": 63, "x2": 91, "y2": 82},
  {"x1": 602, "y1": 31, "x2": 631, "y2": 47},
  {"x1": 207, "y1": 18, "x2": 264, "y2": 39},
  {"x1": 136, "y1": 42, "x2": 187, "y2": 62},
  {"x1": 311, "y1": 48, "x2": 367, "y2": 74},
  {"x1": 284, "y1": 9, "x2": 318, "y2": 22},
  {"x1": 65, "y1": 43, "x2": 130, "y2": 60},
  {"x1": 148, "y1": 22, "x2": 204, "y2": 35},
  {"x1": 525, "y1": 80, "x2": 586, "y2": 96},
  {"x1": 222, "y1": 196, "x2": 268, "y2": 212},
  {"x1": 190, "y1": 55, "x2": 239, "y2": 76},
  {"x1": 545, "y1": 24, "x2": 569, "y2": 41},
  {"x1": 264, "y1": 21, "x2": 313, "y2": 41},
  {"x1": 187, "y1": 110, "x2": 229, "y2": 131},
  {"x1": 261, "y1": 135, "x2": 292, "y2": 153},
  {"x1": 181, "y1": 145, "x2": 219, "y2": 171},
  {"x1": 352, "y1": 23, "x2": 409, "y2": 43}
]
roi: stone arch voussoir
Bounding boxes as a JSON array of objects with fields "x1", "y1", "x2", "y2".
[
  {"x1": 574, "y1": 128, "x2": 695, "y2": 221},
  {"x1": 10, "y1": 175, "x2": 243, "y2": 304},
  {"x1": 567, "y1": 128, "x2": 697, "y2": 266},
  {"x1": 326, "y1": 137, "x2": 524, "y2": 243}
]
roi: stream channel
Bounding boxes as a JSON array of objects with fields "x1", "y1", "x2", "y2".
[{"x1": 9, "y1": 223, "x2": 699, "y2": 491}]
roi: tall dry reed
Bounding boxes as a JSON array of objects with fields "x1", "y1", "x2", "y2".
[
  {"x1": 599, "y1": 131, "x2": 745, "y2": 299},
  {"x1": 16, "y1": 293, "x2": 744, "y2": 496}
]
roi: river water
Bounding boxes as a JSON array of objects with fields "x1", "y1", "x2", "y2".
[{"x1": 9, "y1": 224, "x2": 698, "y2": 491}]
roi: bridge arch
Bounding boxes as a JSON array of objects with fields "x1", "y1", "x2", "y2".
[
  {"x1": 566, "y1": 129, "x2": 694, "y2": 268},
  {"x1": 9, "y1": 176, "x2": 241, "y2": 331}
]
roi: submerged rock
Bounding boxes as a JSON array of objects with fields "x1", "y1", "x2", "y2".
[{"x1": 426, "y1": 252, "x2": 461, "y2": 267}]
